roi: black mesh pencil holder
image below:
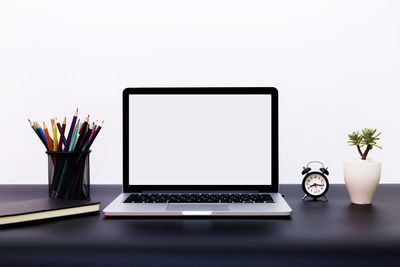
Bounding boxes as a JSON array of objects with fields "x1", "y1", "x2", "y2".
[{"x1": 46, "y1": 150, "x2": 91, "y2": 200}]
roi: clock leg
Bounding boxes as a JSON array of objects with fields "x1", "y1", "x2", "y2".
[
  {"x1": 323, "y1": 195, "x2": 328, "y2": 201},
  {"x1": 302, "y1": 194, "x2": 308, "y2": 201}
]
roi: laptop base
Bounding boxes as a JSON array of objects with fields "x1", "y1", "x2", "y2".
[{"x1": 103, "y1": 192, "x2": 292, "y2": 216}]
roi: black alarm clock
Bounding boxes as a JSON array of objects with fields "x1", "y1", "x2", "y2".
[{"x1": 301, "y1": 161, "x2": 329, "y2": 201}]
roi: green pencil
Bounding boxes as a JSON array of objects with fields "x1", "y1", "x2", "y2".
[
  {"x1": 29, "y1": 119, "x2": 47, "y2": 149},
  {"x1": 69, "y1": 119, "x2": 80, "y2": 152}
]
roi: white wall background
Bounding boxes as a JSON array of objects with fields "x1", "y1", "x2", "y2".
[{"x1": 0, "y1": 0, "x2": 399, "y2": 184}]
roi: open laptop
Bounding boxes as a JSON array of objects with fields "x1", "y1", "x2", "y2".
[{"x1": 103, "y1": 87, "x2": 292, "y2": 216}]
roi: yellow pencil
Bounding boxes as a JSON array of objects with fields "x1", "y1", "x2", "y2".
[{"x1": 51, "y1": 118, "x2": 58, "y2": 152}]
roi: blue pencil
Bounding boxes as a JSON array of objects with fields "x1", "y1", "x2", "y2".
[
  {"x1": 64, "y1": 108, "x2": 78, "y2": 151},
  {"x1": 35, "y1": 122, "x2": 49, "y2": 150}
]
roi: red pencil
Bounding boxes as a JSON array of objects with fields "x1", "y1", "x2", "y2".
[
  {"x1": 57, "y1": 117, "x2": 66, "y2": 152},
  {"x1": 79, "y1": 115, "x2": 89, "y2": 135},
  {"x1": 43, "y1": 122, "x2": 53, "y2": 151}
]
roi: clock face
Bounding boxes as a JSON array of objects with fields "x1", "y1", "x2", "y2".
[{"x1": 303, "y1": 172, "x2": 329, "y2": 197}]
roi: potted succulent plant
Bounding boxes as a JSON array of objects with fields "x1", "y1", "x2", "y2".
[{"x1": 344, "y1": 128, "x2": 382, "y2": 205}]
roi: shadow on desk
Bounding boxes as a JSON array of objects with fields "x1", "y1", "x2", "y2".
[{"x1": 102, "y1": 215, "x2": 291, "y2": 238}]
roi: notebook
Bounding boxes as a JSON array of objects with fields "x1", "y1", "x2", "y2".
[{"x1": 0, "y1": 198, "x2": 100, "y2": 225}]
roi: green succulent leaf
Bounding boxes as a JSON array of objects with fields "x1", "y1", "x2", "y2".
[
  {"x1": 347, "y1": 128, "x2": 382, "y2": 160},
  {"x1": 347, "y1": 131, "x2": 362, "y2": 146},
  {"x1": 360, "y1": 128, "x2": 382, "y2": 147}
]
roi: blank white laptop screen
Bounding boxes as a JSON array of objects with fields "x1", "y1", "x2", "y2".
[{"x1": 129, "y1": 94, "x2": 271, "y2": 185}]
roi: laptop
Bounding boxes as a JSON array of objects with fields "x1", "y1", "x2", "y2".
[{"x1": 103, "y1": 87, "x2": 292, "y2": 216}]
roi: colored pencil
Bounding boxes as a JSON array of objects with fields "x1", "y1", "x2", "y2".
[
  {"x1": 57, "y1": 117, "x2": 66, "y2": 152},
  {"x1": 83, "y1": 120, "x2": 97, "y2": 151},
  {"x1": 28, "y1": 119, "x2": 38, "y2": 135},
  {"x1": 64, "y1": 108, "x2": 78, "y2": 151},
  {"x1": 78, "y1": 121, "x2": 83, "y2": 132},
  {"x1": 84, "y1": 120, "x2": 103, "y2": 151},
  {"x1": 35, "y1": 122, "x2": 49, "y2": 150},
  {"x1": 72, "y1": 122, "x2": 83, "y2": 150},
  {"x1": 51, "y1": 119, "x2": 58, "y2": 152},
  {"x1": 73, "y1": 133, "x2": 80, "y2": 151},
  {"x1": 88, "y1": 120, "x2": 98, "y2": 142},
  {"x1": 78, "y1": 123, "x2": 93, "y2": 151},
  {"x1": 56, "y1": 118, "x2": 67, "y2": 146},
  {"x1": 69, "y1": 119, "x2": 80, "y2": 152},
  {"x1": 29, "y1": 119, "x2": 47, "y2": 149},
  {"x1": 43, "y1": 122, "x2": 53, "y2": 151},
  {"x1": 75, "y1": 115, "x2": 89, "y2": 150}
]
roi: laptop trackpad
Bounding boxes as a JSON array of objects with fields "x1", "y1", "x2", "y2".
[{"x1": 166, "y1": 204, "x2": 229, "y2": 212}]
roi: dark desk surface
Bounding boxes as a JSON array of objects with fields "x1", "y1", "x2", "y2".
[{"x1": 1, "y1": 184, "x2": 400, "y2": 267}]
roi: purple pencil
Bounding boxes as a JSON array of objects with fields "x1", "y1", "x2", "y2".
[
  {"x1": 64, "y1": 108, "x2": 78, "y2": 151},
  {"x1": 55, "y1": 117, "x2": 67, "y2": 146}
]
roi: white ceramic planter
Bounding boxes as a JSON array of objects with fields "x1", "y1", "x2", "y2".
[{"x1": 343, "y1": 159, "x2": 381, "y2": 205}]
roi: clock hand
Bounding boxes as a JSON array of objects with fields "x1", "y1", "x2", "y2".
[{"x1": 315, "y1": 184, "x2": 324, "y2": 187}]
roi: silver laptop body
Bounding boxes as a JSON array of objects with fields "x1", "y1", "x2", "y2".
[{"x1": 103, "y1": 87, "x2": 292, "y2": 216}]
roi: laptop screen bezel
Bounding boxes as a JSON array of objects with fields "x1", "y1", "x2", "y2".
[{"x1": 123, "y1": 87, "x2": 279, "y2": 193}]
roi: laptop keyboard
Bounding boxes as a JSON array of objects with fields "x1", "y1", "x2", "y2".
[{"x1": 123, "y1": 193, "x2": 274, "y2": 203}]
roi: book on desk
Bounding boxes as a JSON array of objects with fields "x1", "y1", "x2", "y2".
[{"x1": 0, "y1": 198, "x2": 100, "y2": 226}]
